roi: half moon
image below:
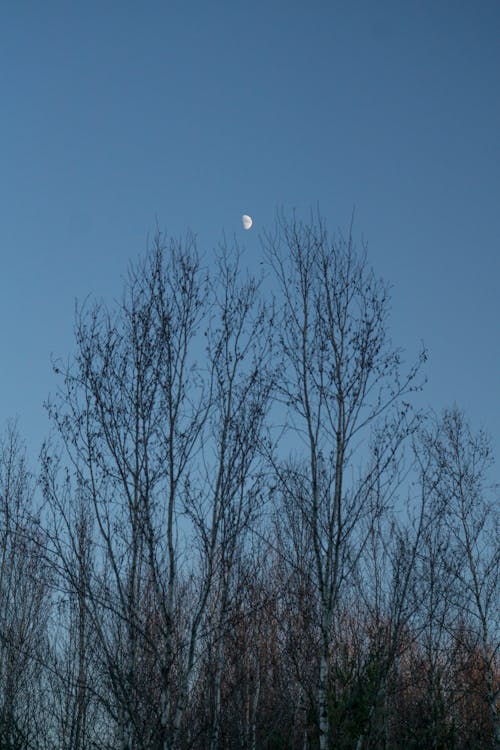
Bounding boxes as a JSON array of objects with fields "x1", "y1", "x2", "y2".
[{"x1": 242, "y1": 214, "x2": 253, "y2": 230}]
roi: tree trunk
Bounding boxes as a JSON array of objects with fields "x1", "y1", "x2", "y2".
[
  {"x1": 318, "y1": 646, "x2": 329, "y2": 750},
  {"x1": 249, "y1": 664, "x2": 260, "y2": 750},
  {"x1": 209, "y1": 636, "x2": 224, "y2": 750}
]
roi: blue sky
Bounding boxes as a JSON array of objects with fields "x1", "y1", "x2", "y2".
[{"x1": 1, "y1": 1, "x2": 499, "y2": 467}]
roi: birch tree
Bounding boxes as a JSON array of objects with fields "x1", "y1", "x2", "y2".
[
  {"x1": 43, "y1": 233, "x2": 210, "y2": 749},
  {"x1": 198, "y1": 247, "x2": 274, "y2": 750},
  {"x1": 42, "y1": 233, "x2": 274, "y2": 750},
  {"x1": 264, "y1": 213, "x2": 423, "y2": 749},
  {"x1": 429, "y1": 409, "x2": 499, "y2": 749}
]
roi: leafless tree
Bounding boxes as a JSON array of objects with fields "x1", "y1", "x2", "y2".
[
  {"x1": 424, "y1": 409, "x2": 499, "y2": 749},
  {"x1": 42, "y1": 233, "x2": 274, "y2": 750},
  {"x1": 350, "y1": 469, "x2": 430, "y2": 749},
  {"x1": 10, "y1": 214, "x2": 496, "y2": 749},
  {"x1": 194, "y1": 246, "x2": 274, "y2": 750},
  {"x1": 263, "y1": 212, "x2": 424, "y2": 749},
  {"x1": 0, "y1": 423, "x2": 51, "y2": 750},
  {"x1": 43, "y1": 233, "x2": 210, "y2": 749}
]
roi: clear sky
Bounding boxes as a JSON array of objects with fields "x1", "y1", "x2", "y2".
[{"x1": 1, "y1": 2, "x2": 499, "y2": 468}]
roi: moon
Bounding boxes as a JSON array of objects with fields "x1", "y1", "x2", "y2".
[{"x1": 242, "y1": 214, "x2": 253, "y2": 230}]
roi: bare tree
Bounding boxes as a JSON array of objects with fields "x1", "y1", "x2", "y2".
[
  {"x1": 42, "y1": 233, "x2": 274, "y2": 750},
  {"x1": 264, "y1": 212, "x2": 424, "y2": 749},
  {"x1": 350, "y1": 467, "x2": 430, "y2": 749},
  {"x1": 25, "y1": 214, "x2": 497, "y2": 749},
  {"x1": 425, "y1": 409, "x2": 499, "y2": 749},
  {"x1": 0, "y1": 423, "x2": 51, "y2": 750},
  {"x1": 43, "y1": 233, "x2": 210, "y2": 749},
  {"x1": 195, "y1": 246, "x2": 274, "y2": 750}
]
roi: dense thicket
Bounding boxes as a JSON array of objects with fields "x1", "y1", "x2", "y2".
[{"x1": 0, "y1": 216, "x2": 498, "y2": 749}]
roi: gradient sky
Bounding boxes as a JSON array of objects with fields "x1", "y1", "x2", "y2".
[{"x1": 1, "y1": 2, "x2": 499, "y2": 469}]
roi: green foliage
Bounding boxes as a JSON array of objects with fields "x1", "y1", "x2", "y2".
[{"x1": 329, "y1": 657, "x2": 386, "y2": 749}]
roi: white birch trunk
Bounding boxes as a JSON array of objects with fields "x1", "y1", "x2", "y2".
[{"x1": 318, "y1": 648, "x2": 329, "y2": 750}]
